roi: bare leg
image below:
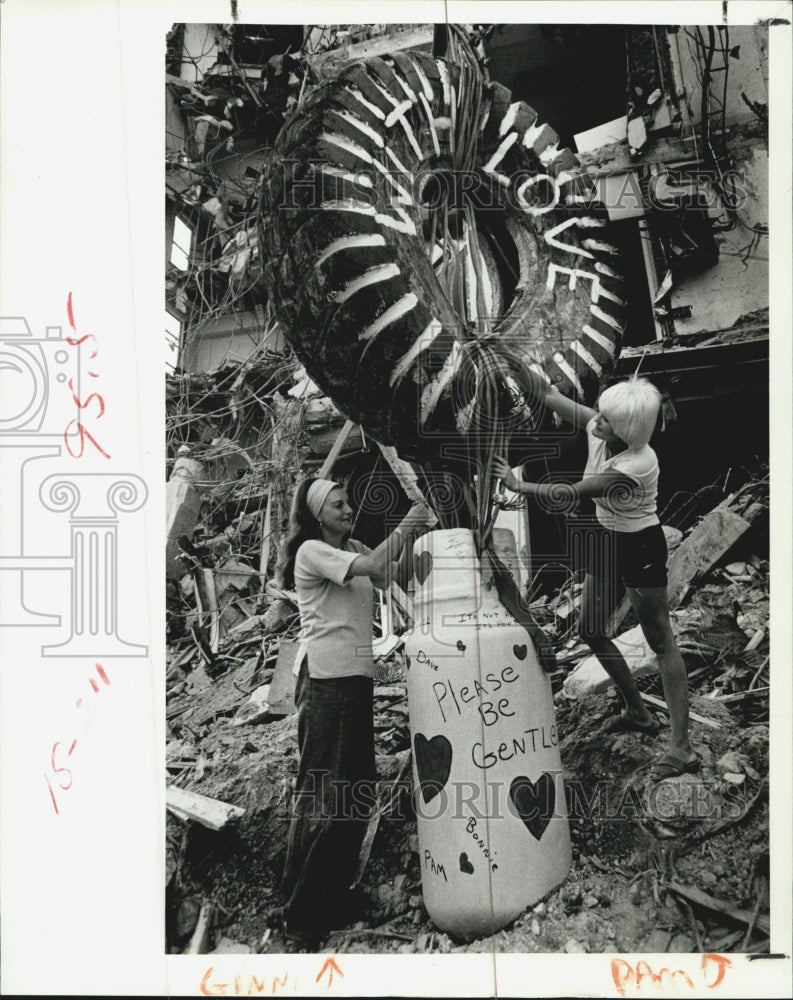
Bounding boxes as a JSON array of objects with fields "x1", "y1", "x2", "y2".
[
  {"x1": 579, "y1": 572, "x2": 656, "y2": 726},
  {"x1": 627, "y1": 585, "x2": 694, "y2": 760}
]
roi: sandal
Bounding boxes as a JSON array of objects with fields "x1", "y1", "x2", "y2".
[
  {"x1": 649, "y1": 751, "x2": 700, "y2": 781},
  {"x1": 601, "y1": 711, "x2": 659, "y2": 735}
]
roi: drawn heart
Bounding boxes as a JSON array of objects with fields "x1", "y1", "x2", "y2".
[
  {"x1": 414, "y1": 551, "x2": 433, "y2": 586},
  {"x1": 413, "y1": 732, "x2": 453, "y2": 803},
  {"x1": 456, "y1": 640, "x2": 466, "y2": 652},
  {"x1": 513, "y1": 644, "x2": 527, "y2": 660},
  {"x1": 509, "y1": 773, "x2": 556, "y2": 841},
  {"x1": 459, "y1": 852, "x2": 474, "y2": 875}
]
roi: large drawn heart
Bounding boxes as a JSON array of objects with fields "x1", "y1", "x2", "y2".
[
  {"x1": 509, "y1": 773, "x2": 556, "y2": 841},
  {"x1": 513, "y1": 644, "x2": 527, "y2": 660},
  {"x1": 414, "y1": 732, "x2": 452, "y2": 803},
  {"x1": 414, "y1": 551, "x2": 433, "y2": 586}
]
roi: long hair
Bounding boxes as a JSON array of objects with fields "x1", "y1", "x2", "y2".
[
  {"x1": 597, "y1": 377, "x2": 661, "y2": 450},
  {"x1": 276, "y1": 477, "x2": 322, "y2": 590}
]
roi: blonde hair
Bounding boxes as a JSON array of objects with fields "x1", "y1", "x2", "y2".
[{"x1": 598, "y1": 377, "x2": 661, "y2": 449}]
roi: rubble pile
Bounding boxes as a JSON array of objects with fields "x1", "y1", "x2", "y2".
[
  {"x1": 165, "y1": 356, "x2": 364, "y2": 652},
  {"x1": 165, "y1": 443, "x2": 770, "y2": 955}
]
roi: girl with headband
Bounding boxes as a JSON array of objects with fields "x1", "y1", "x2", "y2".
[
  {"x1": 275, "y1": 476, "x2": 431, "y2": 949},
  {"x1": 495, "y1": 376, "x2": 698, "y2": 783}
]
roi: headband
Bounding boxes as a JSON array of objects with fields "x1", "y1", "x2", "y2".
[{"x1": 306, "y1": 479, "x2": 340, "y2": 521}]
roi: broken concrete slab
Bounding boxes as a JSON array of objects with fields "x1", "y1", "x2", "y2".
[
  {"x1": 233, "y1": 684, "x2": 272, "y2": 726},
  {"x1": 214, "y1": 557, "x2": 257, "y2": 595},
  {"x1": 166, "y1": 450, "x2": 204, "y2": 579},
  {"x1": 563, "y1": 625, "x2": 657, "y2": 698}
]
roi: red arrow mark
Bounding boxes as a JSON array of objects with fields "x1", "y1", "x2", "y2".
[{"x1": 315, "y1": 957, "x2": 344, "y2": 989}]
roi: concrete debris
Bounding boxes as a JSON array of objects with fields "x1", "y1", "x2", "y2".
[
  {"x1": 166, "y1": 450, "x2": 204, "y2": 579},
  {"x1": 166, "y1": 362, "x2": 769, "y2": 957},
  {"x1": 563, "y1": 624, "x2": 657, "y2": 698},
  {"x1": 212, "y1": 937, "x2": 253, "y2": 954},
  {"x1": 232, "y1": 684, "x2": 272, "y2": 726}
]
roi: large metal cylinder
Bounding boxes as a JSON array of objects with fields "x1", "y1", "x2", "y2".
[{"x1": 405, "y1": 528, "x2": 571, "y2": 939}]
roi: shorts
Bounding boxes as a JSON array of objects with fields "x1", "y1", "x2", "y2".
[{"x1": 577, "y1": 522, "x2": 668, "y2": 589}]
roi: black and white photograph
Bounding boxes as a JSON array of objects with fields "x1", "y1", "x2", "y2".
[
  {"x1": 165, "y1": 11, "x2": 778, "y2": 964},
  {"x1": 1, "y1": 2, "x2": 791, "y2": 997}
]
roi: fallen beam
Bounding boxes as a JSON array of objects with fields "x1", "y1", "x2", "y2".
[
  {"x1": 351, "y1": 751, "x2": 412, "y2": 888},
  {"x1": 185, "y1": 901, "x2": 214, "y2": 955},
  {"x1": 166, "y1": 786, "x2": 245, "y2": 830},
  {"x1": 317, "y1": 419, "x2": 356, "y2": 479},
  {"x1": 307, "y1": 26, "x2": 433, "y2": 81}
]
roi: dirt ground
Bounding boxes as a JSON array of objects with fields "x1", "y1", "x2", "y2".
[{"x1": 166, "y1": 656, "x2": 769, "y2": 957}]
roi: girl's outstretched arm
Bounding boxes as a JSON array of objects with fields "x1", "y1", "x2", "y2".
[
  {"x1": 541, "y1": 383, "x2": 598, "y2": 431},
  {"x1": 494, "y1": 457, "x2": 635, "y2": 508}
]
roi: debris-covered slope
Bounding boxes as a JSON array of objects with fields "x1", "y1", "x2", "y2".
[{"x1": 165, "y1": 471, "x2": 770, "y2": 956}]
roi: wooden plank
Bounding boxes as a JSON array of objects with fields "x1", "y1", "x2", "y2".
[
  {"x1": 668, "y1": 882, "x2": 770, "y2": 937},
  {"x1": 308, "y1": 26, "x2": 433, "y2": 80},
  {"x1": 351, "y1": 751, "x2": 412, "y2": 887},
  {"x1": 259, "y1": 486, "x2": 272, "y2": 594},
  {"x1": 640, "y1": 692, "x2": 721, "y2": 730},
  {"x1": 318, "y1": 419, "x2": 356, "y2": 479},
  {"x1": 710, "y1": 686, "x2": 768, "y2": 703},
  {"x1": 166, "y1": 786, "x2": 245, "y2": 830},
  {"x1": 185, "y1": 901, "x2": 214, "y2": 955}
]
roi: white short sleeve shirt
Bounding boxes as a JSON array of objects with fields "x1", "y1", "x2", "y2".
[
  {"x1": 294, "y1": 538, "x2": 376, "y2": 679},
  {"x1": 584, "y1": 418, "x2": 660, "y2": 532}
]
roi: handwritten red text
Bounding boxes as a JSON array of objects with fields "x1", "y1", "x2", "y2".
[
  {"x1": 200, "y1": 968, "x2": 290, "y2": 996},
  {"x1": 63, "y1": 291, "x2": 110, "y2": 459},
  {"x1": 612, "y1": 953, "x2": 732, "y2": 996},
  {"x1": 44, "y1": 662, "x2": 110, "y2": 814}
]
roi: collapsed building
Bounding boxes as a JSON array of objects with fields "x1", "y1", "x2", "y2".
[{"x1": 164, "y1": 22, "x2": 771, "y2": 956}]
